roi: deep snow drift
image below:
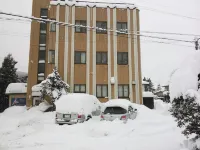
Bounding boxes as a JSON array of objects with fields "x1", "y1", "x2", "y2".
[{"x1": 0, "y1": 102, "x2": 187, "y2": 150}]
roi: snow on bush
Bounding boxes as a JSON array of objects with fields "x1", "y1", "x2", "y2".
[
  {"x1": 170, "y1": 51, "x2": 200, "y2": 103},
  {"x1": 55, "y1": 93, "x2": 101, "y2": 115},
  {"x1": 40, "y1": 67, "x2": 70, "y2": 105}
]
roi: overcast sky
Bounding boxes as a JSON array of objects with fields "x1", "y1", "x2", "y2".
[{"x1": 0, "y1": 0, "x2": 200, "y2": 86}]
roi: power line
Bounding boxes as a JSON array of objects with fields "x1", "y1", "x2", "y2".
[
  {"x1": 76, "y1": 0, "x2": 200, "y2": 21},
  {"x1": 0, "y1": 11, "x2": 195, "y2": 44}
]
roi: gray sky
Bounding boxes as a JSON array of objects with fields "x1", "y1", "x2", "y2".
[{"x1": 0, "y1": 0, "x2": 200, "y2": 86}]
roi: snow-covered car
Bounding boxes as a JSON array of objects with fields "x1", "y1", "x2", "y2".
[
  {"x1": 101, "y1": 99, "x2": 137, "y2": 122},
  {"x1": 55, "y1": 93, "x2": 102, "y2": 125}
]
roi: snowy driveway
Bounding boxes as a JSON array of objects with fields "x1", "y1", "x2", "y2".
[{"x1": 0, "y1": 103, "x2": 185, "y2": 150}]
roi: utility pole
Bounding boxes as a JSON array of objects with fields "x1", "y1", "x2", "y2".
[{"x1": 195, "y1": 38, "x2": 200, "y2": 50}]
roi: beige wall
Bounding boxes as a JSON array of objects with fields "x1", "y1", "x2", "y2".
[{"x1": 27, "y1": 0, "x2": 142, "y2": 106}]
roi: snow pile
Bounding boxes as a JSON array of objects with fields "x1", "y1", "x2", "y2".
[
  {"x1": 170, "y1": 51, "x2": 200, "y2": 103},
  {"x1": 32, "y1": 84, "x2": 42, "y2": 96},
  {"x1": 6, "y1": 83, "x2": 27, "y2": 94},
  {"x1": 143, "y1": 91, "x2": 154, "y2": 97},
  {"x1": 104, "y1": 99, "x2": 136, "y2": 110},
  {"x1": 0, "y1": 104, "x2": 186, "y2": 150},
  {"x1": 154, "y1": 100, "x2": 171, "y2": 115},
  {"x1": 55, "y1": 93, "x2": 101, "y2": 115}
]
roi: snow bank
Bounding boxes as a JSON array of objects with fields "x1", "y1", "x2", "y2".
[
  {"x1": 170, "y1": 51, "x2": 200, "y2": 103},
  {"x1": 154, "y1": 100, "x2": 171, "y2": 115},
  {"x1": 104, "y1": 99, "x2": 135, "y2": 110},
  {"x1": 0, "y1": 101, "x2": 186, "y2": 150},
  {"x1": 55, "y1": 93, "x2": 100, "y2": 115},
  {"x1": 6, "y1": 83, "x2": 27, "y2": 94},
  {"x1": 143, "y1": 92, "x2": 154, "y2": 97}
]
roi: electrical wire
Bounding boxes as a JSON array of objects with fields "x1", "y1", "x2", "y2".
[{"x1": 0, "y1": 11, "x2": 195, "y2": 44}]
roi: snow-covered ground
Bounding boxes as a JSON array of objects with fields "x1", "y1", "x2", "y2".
[{"x1": 0, "y1": 101, "x2": 187, "y2": 150}]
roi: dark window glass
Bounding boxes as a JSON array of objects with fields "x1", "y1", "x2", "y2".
[
  {"x1": 118, "y1": 85, "x2": 129, "y2": 98},
  {"x1": 96, "y1": 85, "x2": 108, "y2": 98},
  {"x1": 75, "y1": 20, "x2": 86, "y2": 33},
  {"x1": 38, "y1": 63, "x2": 45, "y2": 74},
  {"x1": 96, "y1": 52, "x2": 107, "y2": 64},
  {"x1": 74, "y1": 84, "x2": 86, "y2": 93},
  {"x1": 39, "y1": 51, "x2": 46, "y2": 60},
  {"x1": 75, "y1": 51, "x2": 86, "y2": 64},
  {"x1": 40, "y1": 9, "x2": 48, "y2": 18},
  {"x1": 104, "y1": 107, "x2": 127, "y2": 114},
  {"x1": 39, "y1": 34, "x2": 46, "y2": 44},
  {"x1": 96, "y1": 21, "x2": 107, "y2": 34},
  {"x1": 117, "y1": 22, "x2": 127, "y2": 34},
  {"x1": 117, "y1": 52, "x2": 128, "y2": 65},
  {"x1": 40, "y1": 23, "x2": 47, "y2": 34}
]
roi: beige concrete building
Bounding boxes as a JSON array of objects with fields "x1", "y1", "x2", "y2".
[{"x1": 26, "y1": 0, "x2": 143, "y2": 107}]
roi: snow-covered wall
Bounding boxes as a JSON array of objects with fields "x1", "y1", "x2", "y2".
[
  {"x1": 170, "y1": 51, "x2": 200, "y2": 100},
  {"x1": 6, "y1": 83, "x2": 27, "y2": 94}
]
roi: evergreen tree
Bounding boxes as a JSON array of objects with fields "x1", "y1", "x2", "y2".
[
  {"x1": 156, "y1": 84, "x2": 162, "y2": 92},
  {"x1": 40, "y1": 67, "x2": 70, "y2": 107},
  {"x1": 147, "y1": 78, "x2": 155, "y2": 92},
  {"x1": 170, "y1": 95, "x2": 200, "y2": 139},
  {"x1": 143, "y1": 77, "x2": 146, "y2": 81},
  {"x1": 0, "y1": 54, "x2": 18, "y2": 96}
]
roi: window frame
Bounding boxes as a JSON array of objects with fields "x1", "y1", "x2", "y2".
[
  {"x1": 96, "y1": 52, "x2": 108, "y2": 64},
  {"x1": 48, "y1": 50, "x2": 55, "y2": 64},
  {"x1": 75, "y1": 20, "x2": 87, "y2": 33},
  {"x1": 118, "y1": 84, "x2": 129, "y2": 98},
  {"x1": 74, "y1": 51, "x2": 86, "y2": 64},
  {"x1": 38, "y1": 51, "x2": 46, "y2": 61},
  {"x1": 117, "y1": 52, "x2": 128, "y2": 65},
  {"x1": 96, "y1": 21, "x2": 107, "y2": 34},
  {"x1": 117, "y1": 22, "x2": 128, "y2": 34},
  {"x1": 74, "y1": 84, "x2": 86, "y2": 93},
  {"x1": 38, "y1": 63, "x2": 45, "y2": 74},
  {"x1": 96, "y1": 84, "x2": 108, "y2": 98},
  {"x1": 40, "y1": 8, "x2": 48, "y2": 18}
]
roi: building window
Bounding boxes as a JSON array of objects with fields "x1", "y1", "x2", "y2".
[
  {"x1": 96, "y1": 21, "x2": 107, "y2": 34},
  {"x1": 96, "y1": 52, "x2": 107, "y2": 64},
  {"x1": 39, "y1": 34, "x2": 46, "y2": 44},
  {"x1": 40, "y1": 23, "x2": 47, "y2": 34},
  {"x1": 48, "y1": 50, "x2": 55, "y2": 63},
  {"x1": 118, "y1": 85, "x2": 129, "y2": 98},
  {"x1": 50, "y1": 19, "x2": 56, "y2": 32},
  {"x1": 39, "y1": 46, "x2": 46, "y2": 51},
  {"x1": 74, "y1": 84, "x2": 86, "y2": 93},
  {"x1": 117, "y1": 52, "x2": 128, "y2": 65},
  {"x1": 117, "y1": 22, "x2": 127, "y2": 33},
  {"x1": 96, "y1": 85, "x2": 108, "y2": 98},
  {"x1": 38, "y1": 63, "x2": 45, "y2": 74},
  {"x1": 39, "y1": 51, "x2": 46, "y2": 61},
  {"x1": 75, "y1": 51, "x2": 86, "y2": 64},
  {"x1": 75, "y1": 20, "x2": 86, "y2": 33},
  {"x1": 40, "y1": 8, "x2": 48, "y2": 18}
]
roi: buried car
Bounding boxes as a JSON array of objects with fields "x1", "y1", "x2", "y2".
[
  {"x1": 55, "y1": 93, "x2": 102, "y2": 125},
  {"x1": 101, "y1": 99, "x2": 137, "y2": 122}
]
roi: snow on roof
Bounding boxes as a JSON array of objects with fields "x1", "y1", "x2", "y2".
[
  {"x1": 6, "y1": 83, "x2": 27, "y2": 94},
  {"x1": 50, "y1": 0, "x2": 137, "y2": 9},
  {"x1": 104, "y1": 99, "x2": 134, "y2": 110},
  {"x1": 55, "y1": 93, "x2": 101, "y2": 115},
  {"x1": 143, "y1": 92, "x2": 154, "y2": 98},
  {"x1": 142, "y1": 81, "x2": 149, "y2": 85},
  {"x1": 163, "y1": 91, "x2": 169, "y2": 96}
]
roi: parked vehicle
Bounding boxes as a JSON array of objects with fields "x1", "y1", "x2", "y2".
[
  {"x1": 101, "y1": 99, "x2": 137, "y2": 122},
  {"x1": 55, "y1": 93, "x2": 102, "y2": 125}
]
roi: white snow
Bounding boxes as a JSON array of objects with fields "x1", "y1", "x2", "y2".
[
  {"x1": 38, "y1": 101, "x2": 52, "y2": 112},
  {"x1": 142, "y1": 81, "x2": 149, "y2": 85},
  {"x1": 55, "y1": 93, "x2": 101, "y2": 115},
  {"x1": 163, "y1": 91, "x2": 169, "y2": 95},
  {"x1": 0, "y1": 101, "x2": 189, "y2": 150},
  {"x1": 143, "y1": 91, "x2": 154, "y2": 97},
  {"x1": 50, "y1": 0, "x2": 137, "y2": 9},
  {"x1": 32, "y1": 84, "x2": 42, "y2": 97},
  {"x1": 6, "y1": 83, "x2": 27, "y2": 94},
  {"x1": 170, "y1": 51, "x2": 200, "y2": 103},
  {"x1": 104, "y1": 99, "x2": 135, "y2": 110}
]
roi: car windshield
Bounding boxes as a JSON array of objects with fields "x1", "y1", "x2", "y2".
[{"x1": 104, "y1": 107, "x2": 127, "y2": 114}]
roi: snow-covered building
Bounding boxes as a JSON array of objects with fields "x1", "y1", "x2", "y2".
[
  {"x1": 142, "y1": 81, "x2": 155, "y2": 109},
  {"x1": 26, "y1": 0, "x2": 142, "y2": 107},
  {"x1": 5, "y1": 83, "x2": 27, "y2": 107}
]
